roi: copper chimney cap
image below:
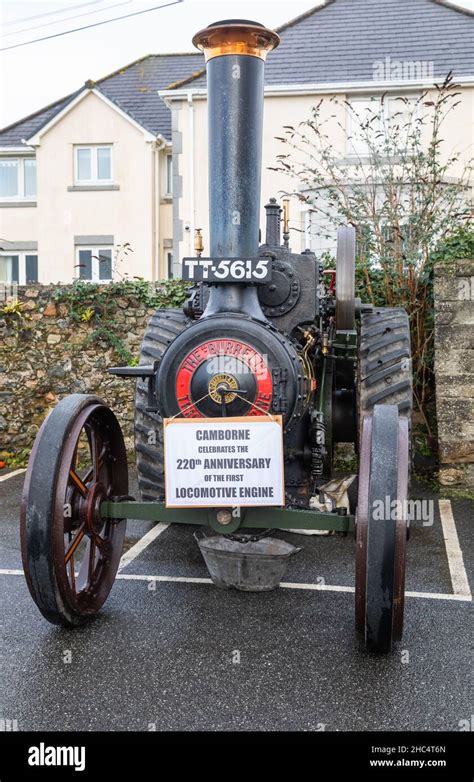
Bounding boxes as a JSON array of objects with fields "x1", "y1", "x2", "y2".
[{"x1": 192, "y1": 19, "x2": 280, "y2": 62}]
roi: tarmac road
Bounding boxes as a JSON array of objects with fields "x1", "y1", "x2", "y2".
[{"x1": 0, "y1": 468, "x2": 472, "y2": 732}]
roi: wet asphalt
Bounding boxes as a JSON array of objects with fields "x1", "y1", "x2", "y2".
[{"x1": 0, "y1": 469, "x2": 472, "y2": 732}]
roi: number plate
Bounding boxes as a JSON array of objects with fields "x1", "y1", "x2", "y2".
[{"x1": 182, "y1": 257, "x2": 272, "y2": 283}]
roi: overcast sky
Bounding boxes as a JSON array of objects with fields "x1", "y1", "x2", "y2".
[{"x1": 0, "y1": 0, "x2": 472, "y2": 129}]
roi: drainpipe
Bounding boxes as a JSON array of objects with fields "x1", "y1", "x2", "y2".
[
  {"x1": 188, "y1": 92, "x2": 195, "y2": 258},
  {"x1": 151, "y1": 142, "x2": 157, "y2": 281},
  {"x1": 156, "y1": 143, "x2": 161, "y2": 280},
  {"x1": 153, "y1": 135, "x2": 166, "y2": 280}
]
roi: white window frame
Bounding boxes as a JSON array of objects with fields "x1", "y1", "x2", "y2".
[
  {"x1": 346, "y1": 94, "x2": 420, "y2": 157},
  {"x1": 74, "y1": 145, "x2": 113, "y2": 185},
  {"x1": 0, "y1": 156, "x2": 37, "y2": 201},
  {"x1": 304, "y1": 201, "x2": 338, "y2": 256},
  {"x1": 0, "y1": 252, "x2": 38, "y2": 284},
  {"x1": 75, "y1": 246, "x2": 113, "y2": 282}
]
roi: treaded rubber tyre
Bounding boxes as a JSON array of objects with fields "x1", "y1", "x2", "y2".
[
  {"x1": 358, "y1": 306, "x2": 413, "y2": 427},
  {"x1": 355, "y1": 406, "x2": 409, "y2": 652},
  {"x1": 134, "y1": 308, "x2": 189, "y2": 500}
]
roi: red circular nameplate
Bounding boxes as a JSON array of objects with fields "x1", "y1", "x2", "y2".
[{"x1": 175, "y1": 339, "x2": 273, "y2": 418}]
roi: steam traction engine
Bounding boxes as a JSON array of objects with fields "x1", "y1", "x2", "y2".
[{"x1": 21, "y1": 20, "x2": 412, "y2": 652}]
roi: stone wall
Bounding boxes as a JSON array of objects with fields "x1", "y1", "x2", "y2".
[
  {"x1": 434, "y1": 258, "x2": 474, "y2": 489},
  {"x1": 0, "y1": 285, "x2": 156, "y2": 460},
  {"x1": 2, "y1": 275, "x2": 473, "y2": 488}
]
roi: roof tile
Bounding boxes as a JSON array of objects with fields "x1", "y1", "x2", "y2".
[{"x1": 0, "y1": 0, "x2": 471, "y2": 147}]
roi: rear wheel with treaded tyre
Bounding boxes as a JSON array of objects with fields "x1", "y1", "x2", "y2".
[
  {"x1": 355, "y1": 405, "x2": 409, "y2": 653},
  {"x1": 134, "y1": 308, "x2": 189, "y2": 500},
  {"x1": 355, "y1": 307, "x2": 412, "y2": 652},
  {"x1": 357, "y1": 306, "x2": 412, "y2": 429}
]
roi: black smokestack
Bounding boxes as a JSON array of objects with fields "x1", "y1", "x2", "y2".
[{"x1": 193, "y1": 20, "x2": 279, "y2": 315}]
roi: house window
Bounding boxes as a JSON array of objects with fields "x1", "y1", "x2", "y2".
[
  {"x1": 24, "y1": 160, "x2": 37, "y2": 197},
  {"x1": 0, "y1": 253, "x2": 38, "y2": 283},
  {"x1": 166, "y1": 153, "x2": 173, "y2": 196},
  {"x1": 74, "y1": 146, "x2": 112, "y2": 185},
  {"x1": 0, "y1": 160, "x2": 18, "y2": 197},
  {"x1": 305, "y1": 198, "x2": 338, "y2": 256},
  {"x1": 166, "y1": 251, "x2": 173, "y2": 279},
  {"x1": 76, "y1": 247, "x2": 113, "y2": 281},
  {"x1": 347, "y1": 95, "x2": 418, "y2": 156},
  {"x1": 0, "y1": 158, "x2": 37, "y2": 199}
]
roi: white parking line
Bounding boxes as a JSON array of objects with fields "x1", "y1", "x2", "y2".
[
  {"x1": 281, "y1": 581, "x2": 354, "y2": 593},
  {"x1": 0, "y1": 569, "x2": 24, "y2": 575},
  {"x1": 2, "y1": 497, "x2": 471, "y2": 603},
  {"x1": 117, "y1": 522, "x2": 170, "y2": 572},
  {"x1": 0, "y1": 469, "x2": 26, "y2": 482},
  {"x1": 438, "y1": 499, "x2": 472, "y2": 598},
  {"x1": 118, "y1": 573, "x2": 212, "y2": 585},
  {"x1": 404, "y1": 590, "x2": 470, "y2": 602},
  {"x1": 0, "y1": 568, "x2": 470, "y2": 601},
  {"x1": 116, "y1": 574, "x2": 471, "y2": 601}
]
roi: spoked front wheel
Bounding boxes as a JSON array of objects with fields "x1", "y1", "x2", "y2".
[
  {"x1": 20, "y1": 394, "x2": 128, "y2": 627},
  {"x1": 355, "y1": 404, "x2": 409, "y2": 653}
]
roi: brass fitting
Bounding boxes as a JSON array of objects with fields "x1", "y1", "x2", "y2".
[
  {"x1": 321, "y1": 333, "x2": 329, "y2": 355},
  {"x1": 194, "y1": 228, "x2": 204, "y2": 256},
  {"x1": 193, "y1": 20, "x2": 280, "y2": 62},
  {"x1": 282, "y1": 198, "x2": 290, "y2": 248}
]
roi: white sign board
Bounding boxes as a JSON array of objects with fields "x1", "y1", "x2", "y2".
[{"x1": 164, "y1": 416, "x2": 284, "y2": 508}]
